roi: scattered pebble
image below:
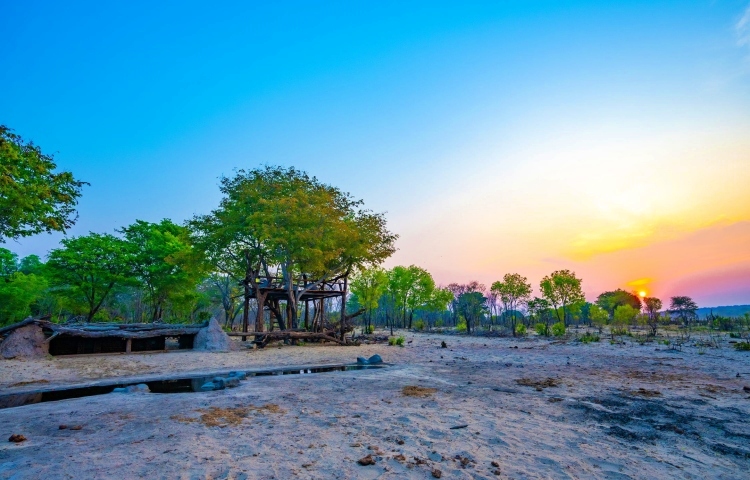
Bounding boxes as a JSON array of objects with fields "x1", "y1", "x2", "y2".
[
  {"x1": 357, "y1": 454, "x2": 376, "y2": 466},
  {"x1": 9, "y1": 434, "x2": 26, "y2": 443}
]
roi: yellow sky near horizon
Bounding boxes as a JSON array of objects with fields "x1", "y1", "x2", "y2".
[{"x1": 387, "y1": 119, "x2": 750, "y2": 305}]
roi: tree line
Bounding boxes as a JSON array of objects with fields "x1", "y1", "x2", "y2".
[{"x1": 0, "y1": 124, "x2": 738, "y2": 335}]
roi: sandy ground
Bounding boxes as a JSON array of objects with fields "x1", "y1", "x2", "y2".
[{"x1": 1, "y1": 332, "x2": 749, "y2": 479}]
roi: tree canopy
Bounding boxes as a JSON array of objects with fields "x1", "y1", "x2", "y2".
[
  {"x1": 596, "y1": 289, "x2": 642, "y2": 317},
  {"x1": 46, "y1": 233, "x2": 134, "y2": 321},
  {"x1": 540, "y1": 270, "x2": 584, "y2": 326},
  {"x1": 0, "y1": 125, "x2": 86, "y2": 241}
]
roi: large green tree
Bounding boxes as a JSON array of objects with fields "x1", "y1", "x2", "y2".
[
  {"x1": 47, "y1": 233, "x2": 133, "y2": 321},
  {"x1": 491, "y1": 273, "x2": 532, "y2": 336},
  {"x1": 191, "y1": 166, "x2": 396, "y2": 333},
  {"x1": 540, "y1": 269, "x2": 585, "y2": 326},
  {"x1": 120, "y1": 219, "x2": 203, "y2": 322},
  {"x1": 0, "y1": 126, "x2": 86, "y2": 241}
]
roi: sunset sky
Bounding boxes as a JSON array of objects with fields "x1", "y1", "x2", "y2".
[{"x1": 2, "y1": 1, "x2": 750, "y2": 306}]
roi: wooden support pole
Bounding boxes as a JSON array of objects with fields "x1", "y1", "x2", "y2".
[{"x1": 126, "y1": 338, "x2": 132, "y2": 353}]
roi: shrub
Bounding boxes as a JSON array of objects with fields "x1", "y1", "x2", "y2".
[
  {"x1": 456, "y1": 320, "x2": 467, "y2": 333},
  {"x1": 611, "y1": 327, "x2": 629, "y2": 336},
  {"x1": 389, "y1": 336, "x2": 405, "y2": 346},
  {"x1": 580, "y1": 332, "x2": 600, "y2": 343},
  {"x1": 729, "y1": 332, "x2": 741, "y2": 339},
  {"x1": 366, "y1": 324, "x2": 375, "y2": 334},
  {"x1": 551, "y1": 322, "x2": 566, "y2": 337},
  {"x1": 414, "y1": 319, "x2": 425, "y2": 331},
  {"x1": 515, "y1": 324, "x2": 527, "y2": 335},
  {"x1": 535, "y1": 323, "x2": 548, "y2": 336},
  {"x1": 435, "y1": 319, "x2": 444, "y2": 328},
  {"x1": 734, "y1": 341, "x2": 750, "y2": 351}
]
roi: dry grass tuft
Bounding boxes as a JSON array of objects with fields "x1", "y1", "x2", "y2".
[
  {"x1": 626, "y1": 388, "x2": 662, "y2": 398},
  {"x1": 402, "y1": 386, "x2": 437, "y2": 397},
  {"x1": 171, "y1": 404, "x2": 285, "y2": 427},
  {"x1": 516, "y1": 378, "x2": 560, "y2": 390},
  {"x1": 9, "y1": 379, "x2": 49, "y2": 388}
]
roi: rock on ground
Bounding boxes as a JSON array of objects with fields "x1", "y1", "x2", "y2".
[
  {"x1": 0, "y1": 324, "x2": 48, "y2": 359},
  {"x1": 193, "y1": 318, "x2": 231, "y2": 352}
]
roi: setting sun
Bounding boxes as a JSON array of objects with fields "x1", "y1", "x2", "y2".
[{"x1": 639, "y1": 291, "x2": 647, "y2": 298}]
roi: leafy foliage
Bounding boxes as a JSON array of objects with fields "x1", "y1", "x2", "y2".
[
  {"x1": 46, "y1": 233, "x2": 134, "y2": 321},
  {"x1": 540, "y1": 270, "x2": 584, "y2": 326},
  {"x1": 0, "y1": 125, "x2": 86, "y2": 241},
  {"x1": 551, "y1": 322, "x2": 566, "y2": 337}
]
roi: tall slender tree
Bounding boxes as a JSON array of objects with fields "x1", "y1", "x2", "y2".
[{"x1": 491, "y1": 273, "x2": 532, "y2": 336}]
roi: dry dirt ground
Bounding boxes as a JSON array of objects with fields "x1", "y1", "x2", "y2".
[{"x1": 1, "y1": 332, "x2": 749, "y2": 479}]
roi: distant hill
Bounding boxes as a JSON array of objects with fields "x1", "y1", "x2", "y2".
[{"x1": 696, "y1": 305, "x2": 750, "y2": 319}]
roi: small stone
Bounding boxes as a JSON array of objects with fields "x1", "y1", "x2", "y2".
[
  {"x1": 441, "y1": 341, "x2": 447, "y2": 348},
  {"x1": 70, "y1": 425, "x2": 83, "y2": 431},
  {"x1": 58, "y1": 425, "x2": 68, "y2": 430},
  {"x1": 491, "y1": 461, "x2": 500, "y2": 467},
  {"x1": 8, "y1": 434, "x2": 26, "y2": 443},
  {"x1": 357, "y1": 454, "x2": 376, "y2": 466},
  {"x1": 224, "y1": 377, "x2": 240, "y2": 388},
  {"x1": 432, "y1": 468, "x2": 442, "y2": 478}
]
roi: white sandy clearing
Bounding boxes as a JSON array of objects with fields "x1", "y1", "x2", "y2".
[{"x1": 1, "y1": 332, "x2": 749, "y2": 479}]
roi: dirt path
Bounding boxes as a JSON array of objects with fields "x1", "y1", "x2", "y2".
[{"x1": 1, "y1": 333, "x2": 749, "y2": 479}]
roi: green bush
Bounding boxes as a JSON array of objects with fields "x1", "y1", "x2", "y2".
[
  {"x1": 456, "y1": 320, "x2": 467, "y2": 333},
  {"x1": 611, "y1": 327, "x2": 629, "y2": 336},
  {"x1": 729, "y1": 332, "x2": 741, "y2": 339},
  {"x1": 535, "y1": 323, "x2": 548, "y2": 336},
  {"x1": 366, "y1": 324, "x2": 375, "y2": 334},
  {"x1": 734, "y1": 341, "x2": 750, "y2": 351},
  {"x1": 515, "y1": 324, "x2": 527, "y2": 335},
  {"x1": 389, "y1": 336, "x2": 405, "y2": 347},
  {"x1": 580, "y1": 332, "x2": 600, "y2": 343},
  {"x1": 414, "y1": 319, "x2": 425, "y2": 331},
  {"x1": 435, "y1": 319, "x2": 444, "y2": 328},
  {"x1": 551, "y1": 322, "x2": 566, "y2": 337}
]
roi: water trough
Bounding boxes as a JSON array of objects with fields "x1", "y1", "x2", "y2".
[{"x1": 0, "y1": 363, "x2": 388, "y2": 410}]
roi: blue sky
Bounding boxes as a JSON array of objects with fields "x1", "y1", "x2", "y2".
[{"x1": 3, "y1": 1, "x2": 750, "y2": 305}]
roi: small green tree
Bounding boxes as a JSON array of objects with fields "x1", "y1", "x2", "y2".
[
  {"x1": 669, "y1": 296, "x2": 698, "y2": 328},
  {"x1": 643, "y1": 296, "x2": 662, "y2": 336},
  {"x1": 456, "y1": 291, "x2": 487, "y2": 334},
  {"x1": 588, "y1": 303, "x2": 609, "y2": 333},
  {"x1": 613, "y1": 304, "x2": 638, "y2": 331},
  {"x1": 0, "y1": 272, "x2": 48, "y2": 325},
  {"x1": 350, "y1": 267, "x2": 388, "y2": 334},
  {"x1": 596, "y1": 289, "x2": 642, "y2": 319},
  {"x1": 540, "y1": 270, "x2": 585, "y2": 326},
  {"x1": 491, "y1": 273, "x2": 532, "y2": 337}
]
